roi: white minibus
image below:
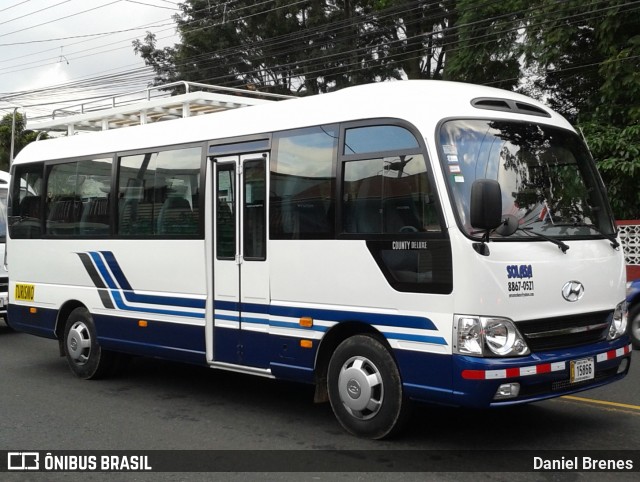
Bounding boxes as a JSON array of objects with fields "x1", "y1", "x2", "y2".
[{"x1": 7, "y1": 81, "x2": 631, "y2": 438}]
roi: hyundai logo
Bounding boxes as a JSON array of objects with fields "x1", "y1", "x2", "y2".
[
  {"x1": 346, "y1": 379, "x2": 361, "y2": 399},
  {"x1": 562, "y1": 281, "x2": 584, "y2": 302}
]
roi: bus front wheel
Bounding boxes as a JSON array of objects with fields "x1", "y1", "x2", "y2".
[
  {"x1": 327, "y1": 334, "x2": 408, "y2": 439},
  {"x1": 63, "y1": 307, "x2": 115, "y2": 380}
]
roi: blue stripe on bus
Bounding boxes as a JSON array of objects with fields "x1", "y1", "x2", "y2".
[
  {"x1": 379, "y1": 332, "x2": 447, "y2": 345},
  {"x1": 81, "y1": 253, "x2": 442, "y2": 341},
  {"x1": 271, "y1": 304, "x2": 437, "y2": 330},
  {"x1": 214, "y1": 314, "x2": 240, "y2": 322},
  {"x1": 268, "y1": 319, "x2": 330, "y2": 332},
  {"x1": 89, "y1": 251, "x2": 119, "y2": 290},
  {"x1": 214, "y1": 300, "x2": 445, "y2": 344},
  {"x1": 110, "y1": 289, "x2": 204, "y2": 319},
  {"x1": 86, "y1": 251, "x2": 205, "y2": 319},
  {"x1": 215, "y1": 299, "x2": 438, "y2": 331},
  {"x1": 241, "y1": 318, "x2": 269, "y2": 326},
  {"x1": 100, "y1": 250, "x2": 133, "y2": 290},
  {"x1": 95, "y1": 251, "x2": 206, "y2": 309}
]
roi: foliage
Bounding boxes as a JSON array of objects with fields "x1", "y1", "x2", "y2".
[
  {"x1": 581, "y1": 122, "x2": 640, "y2": 219},
  {"x1": 133, "y1": 0, "x2": 457, "y2": 94},
  {"x1": 443, "y1": 0, "x2": 529, "y2": 90},
  {"x1": 131, "y1": 0, "x2": 640, "y2": 218},
  {"x1": 520, "y1": 0, "x2": 640, "y2": 219},
  {"x1": 0, "y1": 112, "x2": 47, "y2": 172}
]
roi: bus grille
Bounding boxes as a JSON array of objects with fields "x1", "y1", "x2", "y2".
[
  {"x1": 0, "y1": 276, "x2": 7, "y2": 293},
  {"x1": 516, "y1": 311, "x2": 611, "y2": 352},
  {"x1": 518, "y1": 366, "x2": 620, "y2": 398}
]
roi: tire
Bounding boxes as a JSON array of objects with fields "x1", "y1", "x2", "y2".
[
  {"x1": 327, "y1": 334, "x2": 408, "y2": 439},
  {"x1": 1, "y1": 314, "x2": 14, "y2": 331},
  {"x1": 63, "y1": 307, "x2": 116, "y2": 379},
  {"x1": 628, "y1": 303, "x2": 640, "y2": 350}
]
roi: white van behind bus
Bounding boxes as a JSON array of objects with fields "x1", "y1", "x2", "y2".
[{"x1": 0, "y1": 170, "x2": 9, "y2": 324}]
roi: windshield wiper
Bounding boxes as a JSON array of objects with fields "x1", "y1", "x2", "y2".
[
  {"x1": 495, "y1": 215, "x2": 570, "y2": 253},
  {"x1": 552, "y1": 222, "x2": 620, "y2": 249},
  {"x1": 519, "y1": 227, "x2": 570, "y2": 253}
]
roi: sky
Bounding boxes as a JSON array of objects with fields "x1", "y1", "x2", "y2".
[{"x1": 0, "y1": 0, "x2": 181, "y2": 123}]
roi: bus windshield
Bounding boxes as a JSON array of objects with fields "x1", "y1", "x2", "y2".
[{"x1": 439, "y1": 119, "x2": 616, "y2": 239}]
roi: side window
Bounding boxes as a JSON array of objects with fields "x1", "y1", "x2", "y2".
[
  {"x1": 344, "y1": 125, "x2": 419, "y2": 154},
  {"x1": 270, "y1": 126, "x2": 337, "y2": 239},
  {"x1": 243, "y1": 158, "x2": 266, "y2": 260},
  {"x1": 342, "y1": 154, "x2": 438, "y2": 234},
  {"x1": 9, "y1": 163, "x2": 44, "y2": 239},
  {"x1": 46, "y1": 158, "x2": 112, "y2": 236},
  {"x1": 216, "y1": 164, "x2": 236, "y2": 259},
  {"x1": 118, "y1": 147, "x2": 201, "y2": 236},
  {"x1": 341, "y1": 124, "x2": 450, "y2": 294}
]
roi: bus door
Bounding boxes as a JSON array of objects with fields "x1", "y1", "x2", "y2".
[{"x1": 212, "y1": 153, "x2": 270, "y2": 368}]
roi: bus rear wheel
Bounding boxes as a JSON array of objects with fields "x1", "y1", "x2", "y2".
[
  {"x1": 327, "y1": 334, "x2": 408, "y2": 439},
  {"x1": 63, "y1": 307, "x2": 116, "y2": 380}
]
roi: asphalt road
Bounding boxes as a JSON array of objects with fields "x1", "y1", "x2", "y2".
[{"x1": 1, "y1": 321, "x2": 638, "y2": 481}]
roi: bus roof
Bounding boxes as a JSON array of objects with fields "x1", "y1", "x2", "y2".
[{"x1": 14, "y1": 80, "x2": 572, "y2": 165}]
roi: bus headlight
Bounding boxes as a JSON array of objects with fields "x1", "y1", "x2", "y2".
[
  {"x1": 454, "y1": 315, "x2": 530, "y2": 357},
  {"x1": 607, "y1": 300, "x2": 628, "y2": 340}
]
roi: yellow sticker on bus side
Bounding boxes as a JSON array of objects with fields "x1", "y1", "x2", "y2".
[{"x1": 15, "y1": 283, "x2": 35, "y2": 302}]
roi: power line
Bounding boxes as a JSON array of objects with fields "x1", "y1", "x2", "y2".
[
  {"x1": 0, "y1": 1, "x2": 125, "y2": 39},
  {"x1": 0, "y1": 22, "x2": 176, "y2": 47},
  {"x1": 4, "y1": 0, "x2": 637, "y2": 117},
  {"x1": 0, "y1": 0, "x2": 32, "y2": 15},
  {"x1": 0, "y1": 0, "x2": 70, "y2": 27},
  {"x1": 124, "y1": 0, "x2": 180, "y2": 10},
  {"x1": 167, "y1": 0, "x2": 638, "y2": 88}
]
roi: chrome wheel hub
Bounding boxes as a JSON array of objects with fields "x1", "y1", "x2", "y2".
[
  {"x1": 67, "y1": 321, "x2": 92, "y2": 365},
  {"x1": 337, "y1": 356, "x2": 383, "y2": 420}
]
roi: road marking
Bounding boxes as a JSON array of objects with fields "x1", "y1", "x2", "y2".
[{"x1": 561, "y1": 395, "x2": 640, "y2": 413}]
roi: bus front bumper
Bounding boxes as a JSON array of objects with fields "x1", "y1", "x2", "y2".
[{"x1": 451, "y1": 337, "x2": 632, "y2": 408}]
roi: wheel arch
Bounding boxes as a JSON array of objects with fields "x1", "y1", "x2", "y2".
[
  {"x1": 55, "y1": 300, "x2": 88, "y2": 356},
  {"x1": 312, "y1": 320, "x2": 394, "y2": 403}
]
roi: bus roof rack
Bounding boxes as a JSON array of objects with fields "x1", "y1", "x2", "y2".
[{"x1": 27, "y1": 81, "x2": 295, "y2": 136}]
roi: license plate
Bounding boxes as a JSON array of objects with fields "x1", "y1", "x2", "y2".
[{"x1": 570, "y1": 357, "x2": 594, "y2": 383}]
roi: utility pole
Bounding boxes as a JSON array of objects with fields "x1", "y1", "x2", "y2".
[{"x1": 10, "y1": 107, "x2": 18, "y2": 168}]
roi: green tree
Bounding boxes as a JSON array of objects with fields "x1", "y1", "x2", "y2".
[
  {"x1": 134, "y1": 0, "x2": 375, "y2": 94},
  {"x1": 581, "y1": 123, "x2": 640, "y2": 219},
  {"x1": 0, "y1": 112, "x2": 46, "y2": 172},
  {"x1": 368, "y1": 0, "x2": 455, "y2": 81},
  {"x1": 444, "y1": 0, "x2": 530, "y2": 90},
  {"x1": 133, "y1": 0, "x2": 640, "y2": 217},
  {"x1": 522, "y1": 0, "x2": 640, "y2": 219},
  {"x1": 442, "y1": 0, "x2": 640, "y2": 218},
  {"x1": 133, "y1": 0, "x2": 458, "y2": 94}
]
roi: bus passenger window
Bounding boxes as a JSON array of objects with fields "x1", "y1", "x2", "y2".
[
  {"x1": 9, "y1": 164, "x2": 44, "y2": 239},
  {"x1": 46, "y1": 158, "x2": 112, "y2": 237},
  {"x1": 118, "y1": 146, "x2": 201, "y2": 237},
  {"x1": 342, "y1": 155, "x2": 436, "y2": 234},
  {"x1": 270, "y1": 125, "x2": 337, "y2": 240},
  {"x1": 343, "y1": 125, "x2": 419, "y2": 155}
]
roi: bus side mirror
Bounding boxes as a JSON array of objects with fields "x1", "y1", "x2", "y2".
[{"x1": 470, "y1": 179, "x2": 502, "y2": 230}]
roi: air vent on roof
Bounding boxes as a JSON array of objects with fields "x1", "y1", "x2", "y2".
[{"x1": 471, "y1": 97, "x2": 551, "y2": 118}]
